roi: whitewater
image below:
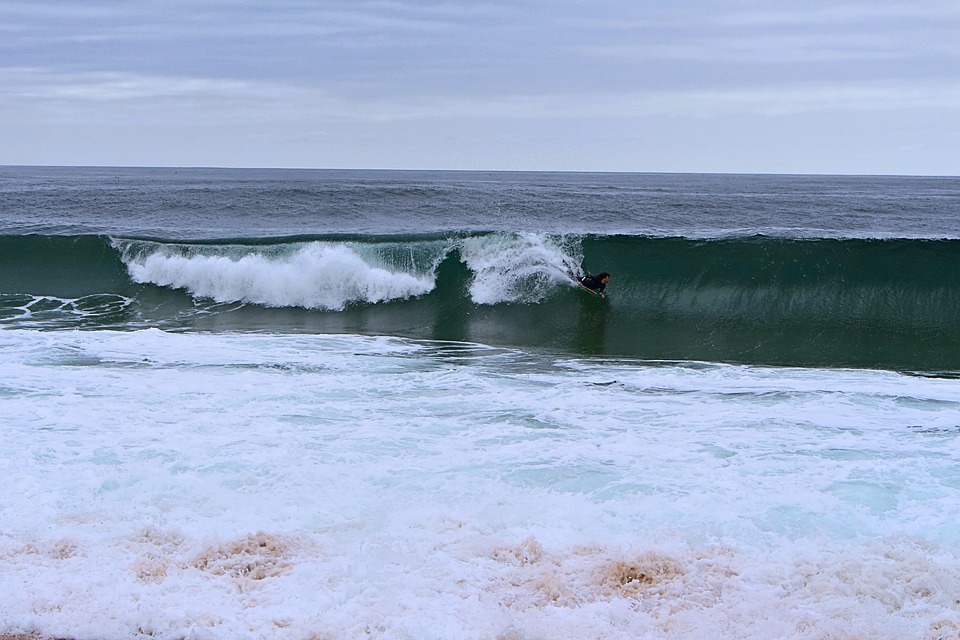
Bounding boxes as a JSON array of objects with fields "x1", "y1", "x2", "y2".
[{"x1": 2, "y1": 167, "x2": 960, "y2": 639}]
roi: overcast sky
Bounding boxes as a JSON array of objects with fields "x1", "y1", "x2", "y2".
[{"x1": 1, "y1": 1, "x2": 958, "y2": 174}]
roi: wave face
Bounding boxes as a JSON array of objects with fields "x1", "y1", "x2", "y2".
[{"x1": 3, "y1": 232, "x2": 960, "y2": 371}]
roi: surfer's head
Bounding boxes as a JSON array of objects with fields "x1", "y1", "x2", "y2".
[{"x1": 598, "y1": 272, "x2": 610, "y2": 283}]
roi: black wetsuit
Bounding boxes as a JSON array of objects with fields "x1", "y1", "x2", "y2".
[{"x1": 579, "y1": 274, "x2": 606, "y2": 293}]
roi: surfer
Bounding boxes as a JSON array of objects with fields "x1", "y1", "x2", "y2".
[{"x1": 578, "y1": 272, "x2": 610, "y2": 298}]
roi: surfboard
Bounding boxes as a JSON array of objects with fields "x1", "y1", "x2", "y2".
[
  {"x1": 572, "y1": 277, "x2": 604, "y2": 298},
  {"x1": 578, "y1": 283, "x2": 604, "y2": 298}
]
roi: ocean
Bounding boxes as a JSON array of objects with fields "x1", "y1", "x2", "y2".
[{"x1": 2, "y1": 166, "x2": 960, "y2": 639}]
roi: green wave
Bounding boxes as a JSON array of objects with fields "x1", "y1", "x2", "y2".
[{"x1": 3, "y1": 233, "x2": 960, "y2": 371}]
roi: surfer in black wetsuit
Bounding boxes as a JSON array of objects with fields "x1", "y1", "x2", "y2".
[{"x1": 579, "y1": 272, "x2": 610, "y2": 298}]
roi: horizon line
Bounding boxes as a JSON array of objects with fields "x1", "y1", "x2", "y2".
[{"x1": 2, "y1": 164, "x2": 957, "y2": 180}]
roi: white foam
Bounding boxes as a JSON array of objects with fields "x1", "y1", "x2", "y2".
[
  {"x1": 3, "y1": 329, "x2": 960, "y2": 638},
  {"x1": 460, "y1": 233, "x2": 582, "y2": 304},
  {"x1": 121, "y1": 242, "x2": 435, "y2": 310},
  {"x1": 116, "y1": 234, "x2": 588, "y2": 309},
  {"x1": 0, "y1": 294, "x2": 134, "y2": 327}
]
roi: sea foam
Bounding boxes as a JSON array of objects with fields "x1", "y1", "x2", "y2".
[
  {"x1": 460, "y1": 233, "x2": 582, "y2": 304},
  {"x1": 119, "y1": 241, "x2": 435, "y2": 310},
  {"x1": 3, "y1": 329, "x2": 960, "y2": 638},
  {"x1": 116, "y1": 233, "x2": 587, "y2": 310}
]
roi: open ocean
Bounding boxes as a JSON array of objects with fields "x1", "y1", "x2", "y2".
[{"x1": 2, "y1": 166, "x2": 960, "y2": 639}]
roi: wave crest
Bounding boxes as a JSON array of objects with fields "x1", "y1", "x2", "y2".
[
  {"x1": 460, "y1": 233, "x2": 583, "y2": 304},
  {"x1": 116, "y1": 240, "x2": 437, "y2": 311}
]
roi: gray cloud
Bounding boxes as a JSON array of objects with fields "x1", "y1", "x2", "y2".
[{"x1": 1, "y1": 1, "x2": 957, "y2": 173}]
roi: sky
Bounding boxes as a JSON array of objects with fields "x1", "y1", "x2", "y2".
[{"x1": 1, "y1": 1, "x2": 958, "y2": 175}]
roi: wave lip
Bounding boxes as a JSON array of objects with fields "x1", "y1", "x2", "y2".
[
  {"x1": 115, "y1": 239, "x2": 440, "y2": 311},
  {"x1": 460, "y1": 233, "x2": 583, "y2": 304},
  {"x1": 114, "y1": 233, "x2": 588, "y2": 309}
]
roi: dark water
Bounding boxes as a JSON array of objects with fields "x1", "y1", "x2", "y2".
[{"x1": 2, "y1": 166, "x2": 959, "y2": 370}]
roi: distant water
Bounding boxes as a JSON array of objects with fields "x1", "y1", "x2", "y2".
[{"x1": 2, "y1": 167, "x2": 960, "y2": 639}]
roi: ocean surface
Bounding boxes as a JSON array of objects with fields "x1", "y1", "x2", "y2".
[{"x1": 2, "y1": 166, "x2": 960, "y2": 639}]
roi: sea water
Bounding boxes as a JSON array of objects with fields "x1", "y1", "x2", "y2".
[{"x1": 1, "y1": 167, "x2": 960, "y2": 639}]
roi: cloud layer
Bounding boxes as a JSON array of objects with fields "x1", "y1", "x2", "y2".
[{"x1": 2, "y1": 1, "x2": 958, "y2": 173}]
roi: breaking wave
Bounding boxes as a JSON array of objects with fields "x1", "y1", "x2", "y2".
[{"x1": 4, "y1": 232, "x2": 960, "y2": 370}]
